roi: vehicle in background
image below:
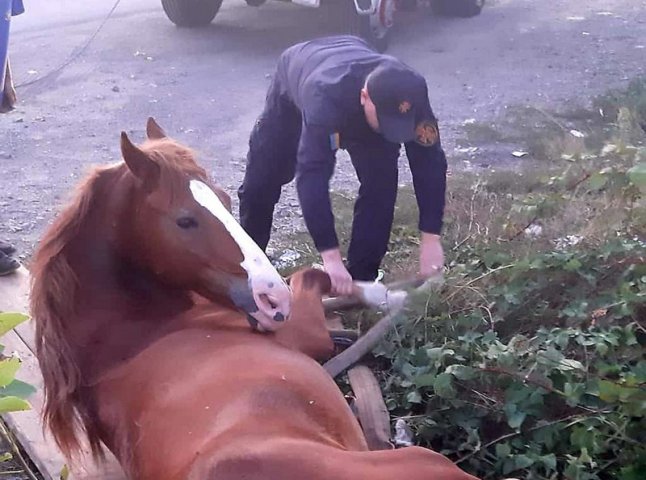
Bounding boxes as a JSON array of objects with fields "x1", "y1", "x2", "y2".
[{"x1": 160, "y1": 0, "x2": 485, "y2": 51}]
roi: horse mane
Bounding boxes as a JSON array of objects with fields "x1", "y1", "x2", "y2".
[
  {"x1": 30, "y1": 137, "x2": 207, "y2": 461},
  {"x1": 30, "y1": 163, "x2": 118, "y2": 460}
]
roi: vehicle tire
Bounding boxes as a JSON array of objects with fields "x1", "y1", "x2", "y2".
[
  {"x1": 345, "y1": 3, "x2": 390, "y2": 52},
  {"x1": 396, "y1": 0, "x2": 417, "y2": 11},
  {"x1": 349, "y1": 14, "x2": 390, "y2": 52},
  {"x1": 161, "y1": 0, "x2": 224, "y2": 27},
  {"x1": 430, "y1": 0, "x2": 484, "y2": 18}
]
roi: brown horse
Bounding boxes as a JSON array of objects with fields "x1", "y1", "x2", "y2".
[{"x1": 30, "y1": 119, "x2": 478, "y2": 480}]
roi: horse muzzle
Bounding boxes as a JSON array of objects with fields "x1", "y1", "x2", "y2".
[{"x1": 230, "y1": 275, "x2": 291, "y2": 332}]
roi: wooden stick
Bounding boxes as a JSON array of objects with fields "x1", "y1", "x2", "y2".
[
  {"x1": 323, "y1": 305, "x2": 404, "y2": 378},
  {"x1": 347, "y1": 365, "x2": 393, "y2": 450}
]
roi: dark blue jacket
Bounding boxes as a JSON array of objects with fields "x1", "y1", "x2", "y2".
[{"x1": 277, "y1": 36, "x2": 447, "y2": 252}]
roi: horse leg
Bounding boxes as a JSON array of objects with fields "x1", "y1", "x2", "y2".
[{"x1": 274, "y1": 268, "x2": 334, "y2": 361}]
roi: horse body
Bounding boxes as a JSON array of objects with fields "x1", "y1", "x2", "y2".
[
  {"x1": 30, "y1": 119, "x2": 478, "y2": 480},
  {"x1": 93, "y1": 321, "x2": 365, "y2": 479},
  {"x1": 93, "y1": 309, "x2": 466, "y2": 480}
]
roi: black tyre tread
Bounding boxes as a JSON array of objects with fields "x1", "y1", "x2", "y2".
[
  {"x1": 161, "y1": 0, "x2": 223, "y2": 27},
  {"x1": 431, "y1": 0, "x2": 484, "y2": 18}
]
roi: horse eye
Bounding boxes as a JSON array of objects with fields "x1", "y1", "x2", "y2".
[{"x1": 176, "y1": 216, "x2": 198, "y2": 229}]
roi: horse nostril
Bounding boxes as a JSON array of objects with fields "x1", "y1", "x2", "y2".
[{"x1": 259, "y1": 293, "x2": 278, "y2": 310}]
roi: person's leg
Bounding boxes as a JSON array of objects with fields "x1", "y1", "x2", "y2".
[
  {"x1": 238, "y1": 76, "x2": 302, "y2": 251},
  {"x1": 1, "y1": 57, "x2": 17, "y2": 112},
  {"x1": 0, "y1": 251, "x2": 19, "y2": 276},
  {"x1": 345, "y1": 140, "x2": 400, "y2": 281}
]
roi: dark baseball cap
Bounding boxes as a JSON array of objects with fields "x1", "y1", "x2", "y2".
[{"x1": 366, "y1": 61, "x2": 435, "y2": 144}]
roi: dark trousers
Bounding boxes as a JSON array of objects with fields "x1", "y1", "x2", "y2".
[{"x1": 238, "y1": 79, "x2": 400, "y2": 281}]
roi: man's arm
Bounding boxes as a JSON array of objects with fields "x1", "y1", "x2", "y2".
[
  {"x1": 296, "y1": 123, "x2": 354, "y2": 295},
  {"x1": 404, "y1": 140, "x2": 448, "y2": 276}
]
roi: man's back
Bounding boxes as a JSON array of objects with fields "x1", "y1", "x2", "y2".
[{"x1": 278, "y1": 35, "x2": 397, "y2": 127}]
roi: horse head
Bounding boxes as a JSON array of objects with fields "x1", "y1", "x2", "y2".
[{"x1": 118, "y1": 118, "x2": 291, "y2": 331}]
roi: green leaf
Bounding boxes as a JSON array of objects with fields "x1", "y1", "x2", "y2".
[
  {"x1": 620, "y1": 463, "x2": 646, "y2": 480},
  {"x1": 495, "y1": 443, "x2": 512, "y2": 458},
  {"x1": 564, "y1": 382, "x2": 585, "y2": 407},
  {"x1": 571, "y1": 426, "x2": 596, "y2": 450},
  {"x1": 426, "y1": 347, "x2": 455, "y2": 364},
  {"x1": 513, "y1": 454, "x2": 535, "y2": 470},
  {"x1": 595, "y1": 342, "x2": 609, "y2": 356},
  {"x1": 588, "y1": 172, "x2": 608, "y2": 190},
  {"x1": 507, "y1": 410, "x2": 527, "y2": 430},
  {"x1": 445, "y1": 365, "x2": 476, "y2": 381},
  {"x1": 458, "y1": 331, "x2": 483, "y2": 344},
  {"x1": 0, "y1": 452, "x2": 12, "y2": 462},
  {"x1": 627, "y1": 162, "x2": 646, "y2": 190},
  {"x1": 413, "y1": 374, "x2": 436, "y2": 388},
  {"x1": 504, "y1": 402, "x2": 527, "y2": 430},
  {"x1": 506, "y1": 384, "x2": 531, "y2": 404},
  {"x1": 533, "y1": 423, "x2": 559, "y2": 450},
  {"x1": 406, "y1": 391, "x2": 422, "y2": 404},
  {"x1": 598, "y1": 380, "x2": 624, "y2": 403},
  {"x1": 579, "y1": 447, "x2": 594, "y2": 465},
  {"x1": 633, "y1": 361, "x2": 646, "y2": 382},
  {"x1": 502, "y1": 459, "x2": 517, "y2": 475},
  {"x1": 565, "y1": 258, "x2": 583, "y2": 271},
  {"x1": 560, "y1": 358, "x2": 585, "y2": 371},
  {"x1": 0, "y1": 358, "x2": 21, "y2": 388},
  {"x1": 0, "y1": 379, "x2": 36, "y2": 400},
  {"x1": 538, "y1": 346, "x2": 564, "y2": 366},
  {"x1": 0, "y1": 396, "x2": 31, "y2": 413},
  {"x1": 0, "y1": 313, "x2": 29, "y2": 338},
  {"x1": 540, "y1": 453, "x2": 557, "y2": 471},
  {"x1": 433, "y1": 373, "x2": 456, "y2": 399},
  {"x1": 60, "y1": 464, "x2": 70, "y2": 480}
]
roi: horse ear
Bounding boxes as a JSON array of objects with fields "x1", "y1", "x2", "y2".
[
  {"x1": 146, "y1": 117, "x2": 167, "y2": 140},
  {"x1": 121, "y1": 132, "x2": 160, "y2": 189}
]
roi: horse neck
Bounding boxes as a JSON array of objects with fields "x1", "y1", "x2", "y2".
[{"x1": 63, "y1": 174, "x2": 194, "y2": 382}]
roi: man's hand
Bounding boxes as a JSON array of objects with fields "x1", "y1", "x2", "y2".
[
  {"x1": 419, "y1": 232, "x2": 444, "y2": 278},
  {"x1": 320, "y1": 248, "x2": 354, "y2": 296}
]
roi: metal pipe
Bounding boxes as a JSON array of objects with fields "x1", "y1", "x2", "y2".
[{"x1": 323, "y1": 276, "x2": 427, "y2": 312}]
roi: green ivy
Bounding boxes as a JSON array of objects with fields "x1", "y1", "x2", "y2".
[
  {"x1": 371, "y1": 137, "x2": 645, "y2": 479},
  {"x1": 0, "y1": 313, "x2": 35, "y2": 414}
]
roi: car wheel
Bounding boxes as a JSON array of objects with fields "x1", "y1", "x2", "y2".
[
  {"x1": 348, "y1": 14, "x2": 390, "y2": 52},
  {"x1": 346, "y1": 0, "x2": 393, "y2": 52},
  {"x1": 430, "y1": 0, "x2": 484, "y2": 18},
  {"x1": 161, "y1": 0, "x2": 224, "y2": 27}
]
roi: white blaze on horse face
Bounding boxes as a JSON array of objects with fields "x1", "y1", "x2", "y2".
[{"x1": 189, "y1": 180, "x2": 291, "y2": 331}]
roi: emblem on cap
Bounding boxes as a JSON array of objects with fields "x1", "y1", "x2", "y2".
[
  {"x1": 415, "y1": 120, "x2": 439, "y2": 147},
  {"x1": 399, "y1": 101, "x2": 412, "y2": 114}
]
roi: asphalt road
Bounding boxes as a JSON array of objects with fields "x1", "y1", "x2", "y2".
[{"x1": 1, "y1": 0, "x2": 645, "y2": 258}]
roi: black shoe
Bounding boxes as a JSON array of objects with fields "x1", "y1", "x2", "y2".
[
  {"x1": 0, "y1": 252, "x2": 20, "y2": 276},
  {"x1": 0, "y1": 240, "x2": 16, "y2": 256}
]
